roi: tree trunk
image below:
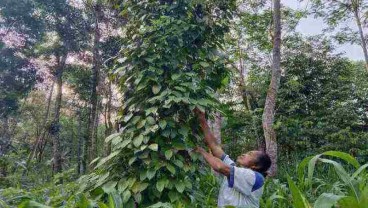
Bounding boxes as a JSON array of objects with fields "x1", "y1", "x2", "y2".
[
  {"x1": 237, "y1": 39, "x2": 252, "y2": 112},
  {"x1": 262, "y1": 0, "x2": 281, "y2": 177},
  {"x1": 77, "y1": 109, "x2": 83, "y2": 175},
  {"x1": 353, "y1": 5, "x2": 368, "y2": 73},
  {"x1": 50, "y1": 55, "x2": 67, "y2": 175},
  {"x1": 26, "y1": 81, "x2": 54, "y2": 168},
  {"x1": 87, "y1": 3, "x2": 102, "y2": 166},
  {"x1": 104, "y1": 80, "x2": 113, "y2": 156}
]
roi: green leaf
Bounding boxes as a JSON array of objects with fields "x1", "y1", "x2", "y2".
[
  {"x1": 171, "y1": 74, "x2": 180, "y2": 80},
  {"x1": 156, "y1": 179, "x2": 166, "y2": 192},
  {"x1": 145, "y1": 107, "x2": 158, "y2": 116},
  {"x1": 297, "y1": 156, "x2": 313, "y2": 182},
  {"x1": 159, "y1": 120, "x2": 167, "y2": 129},
  {"x1": 173, "y1": 159, "x2": 184, "y2": 168},
  {"x1": 175, "y1": 181, "x2": 185, "y2": 193},
  {"x1": 286, "y1": 174, "x2": 311, "y2": 208},
  {"x1": 137, "y1": 119, "x2": 146, "y2": 129},
  {"x1": 118, "y1": 179, "x2": 129, "y2": 192},
  {"x1": 184, "y1": 180, "x2": 192, "y2": 189},
  {"x1": 265, "y1": 193, "x2": 285, "y2": 207},
  {"x1": 131, "y1": 116, "x2": 141, "y2": 124},
  {"x1": 152, "y1": 85, "x2": 161, "y2": 94},
  {"x1": 322, "y1": 151, "x2": 360, "y2": 169},
  {"x1": 133, "y1": 135, "x2": 144, "y2": 147},
  {"x1": 146, "y1": 169, "x2": 156, "y2": 180},
  {"x1": 168, "y1": 191, "x2": 179, "y2": 202},
  {"x1": 307, "y1": 154, "x2": 322, "y2": 187},
  {"x1": 148, "y1": 143, "x2": 158, "y2": 151},
  {"x1": 97, "y1": 202, "x2": 108, "y2": 208},
  {"x1": 338, "y1": 196, "x2": 359, "y2": 207},
  {"x1": 102, "y1": 181, "x2": 117, "y2": 193},
  {"x1": 108, "y1": 193, "x2": 123, "y2": 208},
  {"x1": 147, "y1": 202, "x2": 173, "y2": 208},
  {"x1": 18, "y1": 201, "x2": 52, "y2": 208},
  {"x1": 123, "y1": 190, "x2": 131, "y2": 203},
  {"x1": 89, "y1": 157, "x2": 100, "y2": 166},
  {"x1": 167, "y1": 164, "x2": 176, "y2": 174},
  {"x1": 313, "y1": 193, "x2": 344, "y2": 208},
  {"x1": 165, "y1": 150, "x2": 173, "y2": 160},
  {"x1": 116, "y1": 139, "x2": 131, "y2": 149},
  {"x1": 95, "y1": 151, "x2": 120, "y2": 169},
  {"x1": 0, "y1": 199, "x2": 9, "y2": 208},
  {"x1": 199, "y1": 61, "x2": 210, "y2": 67},
  {"x1": 105, "y1": 133, "x2": 121, "y2": 143},
  {"x1": 124, "y1": 113, "x2": 133, "y2": 123},
  {"x1": 129, "y1": 156, "x2": 137, "y2": 165},
  {"x1": 352, "y1": 164, "x2": 368, "y2": 179},
  {"x1": 146, "y1": 116, "x2": 156, "y2": 125},
  {"x1": 132, "y1": 182, "x2": 149, "y2": 193},
  {"x1": 178, "y1": 126, "x2": 189, "y2": 137},
  {"x1": 318, "y1": 158, "x2": 359, "y2": 201}
]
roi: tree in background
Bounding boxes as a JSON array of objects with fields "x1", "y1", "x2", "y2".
[
  {"x1": 35, "y1": 0, "x2": 89, "y2": 175},
  {"x1": 309, "y1": 0, "x2": 368, "y2": 72},
  {"x1": 0, "y1": 0, "x2": 43, "y2": 157}
]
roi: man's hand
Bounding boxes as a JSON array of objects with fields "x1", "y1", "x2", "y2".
[
  {"x1": 195, "y1": 146, "x2": 230, "y2": 177},
  {"x1": 193, "y1": 108, "x2": 224, "y2": 159},
  {"x1": 194, "y1": 146, "x2": 206, "y2": 154}
]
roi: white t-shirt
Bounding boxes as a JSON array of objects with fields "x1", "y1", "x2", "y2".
[{"x1": 217, "y1": 154, "x2": 264, "y2": 208}]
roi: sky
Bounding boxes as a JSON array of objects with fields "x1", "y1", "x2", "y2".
[{"x1": 284, "y1": 0, "x2": 365, "y2": 61}]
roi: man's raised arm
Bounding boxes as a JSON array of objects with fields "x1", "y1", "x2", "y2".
[{"x1": 195, "y1": 109, "x2": 224, "y2": 159}]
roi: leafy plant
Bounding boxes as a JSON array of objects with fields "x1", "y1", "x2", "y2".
[
  {"x1": 79, "y1": 0, "x2": 236, "y2": 207},
  {"x1": 287, "y1": 151, "x2": 368, "y2": 208}
]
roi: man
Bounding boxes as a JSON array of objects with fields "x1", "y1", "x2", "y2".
[{"x1": 194, "y1": 110, "x2": 271, "y2": 207}]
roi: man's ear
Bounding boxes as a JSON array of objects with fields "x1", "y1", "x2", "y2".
[{"x1": 250, "y1": 164, "x2": 259, "y2": 170}]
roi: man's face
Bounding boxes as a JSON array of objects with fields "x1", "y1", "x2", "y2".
[{"x1": 236, "y1": 151, "x2": 261, "y2": 168}]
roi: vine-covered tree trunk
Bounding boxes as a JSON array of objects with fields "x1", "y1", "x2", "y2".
[
  {"x1": 81, "y1": 0, "x2": 236, "y2": 205},
  {"x1": 237, "y1": 39, "x2": 252, "y2": 112},
  {"x1": 87, "y1": 3, "x2": 103, "y2": 166},
  {"x1": 262, "y1": 0, "x2": 281, "y2": 177},
  {"x1": 50, "y1": 55, "x2": 67, "y2": 175},
  {"x1": 104, "y1": 80, "x2": 113, "y2": 156},
  {"x1": 353, "y1": 5, "x2": 368, "y2": 73},
  {"x1": 76, "y1": 109, "x2": 81, "y2": 175}
]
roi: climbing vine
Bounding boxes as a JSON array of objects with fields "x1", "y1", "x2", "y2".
[{"x1": 81, "y1": 0, "x2": 235, "y2": 206}]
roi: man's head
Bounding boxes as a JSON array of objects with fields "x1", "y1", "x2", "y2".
[{"x1": 236, "y1": 151, "x2": 271, "y2": 176}]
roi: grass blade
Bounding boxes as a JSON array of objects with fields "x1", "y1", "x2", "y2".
[
  {"x1": 313, "y1": 193, "x2": 345, "y2": 208},
  {"x1": 286, "y1": 174, "x2": 311, "y2": 208},
  {"x1": 322, "y1": 151, "x2": 360, "y2": 169}
]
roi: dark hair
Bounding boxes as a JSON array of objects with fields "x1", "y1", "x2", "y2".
[{"x1": 253, "y1": 152, "x2": 271, "y2": 177}]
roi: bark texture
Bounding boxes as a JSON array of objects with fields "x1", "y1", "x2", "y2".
[
  {"x1": 50, "y1": 55, "x2": 67, "y2": 175},
  {"x1": 86, "y1": 3, "x2": 103, "y2": 170},
  {"x1": 262, "y1": 0, "x2": 281, "y2": 177}
]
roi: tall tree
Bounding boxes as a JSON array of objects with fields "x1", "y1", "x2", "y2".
[
  {"x1": 0, "y1": 0, "x2": 41, "y2": 156},
  {"x1": 15, "y1": 0, "x2": 88, "y2": 174},
  {"x1": 262, "y1": 0, "x2": 281, "y2": 176},
  {"x1": 309, "y1": 0, "x2": 368, "y2": 72}
]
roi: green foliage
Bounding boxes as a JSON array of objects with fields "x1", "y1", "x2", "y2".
[
  {"x1": 261, "y1": 151, "x2": 368, "y2": 208},
  {"x1": 0, "y1": 41, "x2": 38, "y2": 118},
  {"x1": 276, "y1": 36, "x2": 368, "y2": 153},
  {"x1": 78, "y1": 0, "x2": 236, "y2": 207}
]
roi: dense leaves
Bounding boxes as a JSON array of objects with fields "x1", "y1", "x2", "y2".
[{"x1": 80, "y1": 0, "x2": 236, "y2": 206}]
